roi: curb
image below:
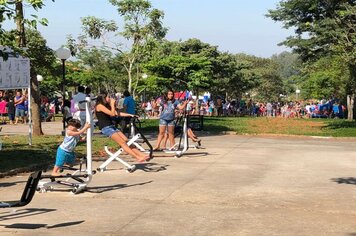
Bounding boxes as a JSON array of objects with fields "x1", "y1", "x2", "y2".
[{"x1": 0, "y1": 163, "x2": 50, "y2": 179}]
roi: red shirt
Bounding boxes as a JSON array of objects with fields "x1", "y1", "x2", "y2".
[{"x1": 0, "y1": 101, "x2": 7, "y2": 114}]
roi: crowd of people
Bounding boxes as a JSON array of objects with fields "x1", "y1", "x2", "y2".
[
  {"x1": 1, "y1": 87, "x2": 348, "y2": 176},
  {"x1": 140, "y1": 96, "x2": 346, "y2": 119},
  {"x1": 0, "y1": 90, "x2": 29, "y2": 125}
]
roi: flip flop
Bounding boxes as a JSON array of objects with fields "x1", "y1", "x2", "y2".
[{"x1": 153, "y1": 148, "x2": 164, "y2": 152}]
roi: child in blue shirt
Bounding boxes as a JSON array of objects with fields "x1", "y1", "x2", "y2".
[{"x1": 52, "y1": 119, "x2": 90, "y2": 176}]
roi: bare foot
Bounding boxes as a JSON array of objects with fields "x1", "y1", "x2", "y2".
[
  {"x1": 51, "y1": 172, "x2": 61, "y2": 176},
  {"x1": 137, "y1": 155, "x2": 150, "y2": 163}
]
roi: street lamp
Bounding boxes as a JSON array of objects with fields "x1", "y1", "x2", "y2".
[
  {"x1": 37, "y1": 74, "x2": 43, "y2": 105},
  {"x1": 142, "y1": 73, "x2": 148, "y2": 102},
  {"x1": 55, "y1": 47, "x2": 71, "y2": 135},
  {"x1": 36, "y1": 74, "x2": 43, "y2": 82},
  {"x1": 296, "y1": 89, "x2": 301, "y2": 100}
]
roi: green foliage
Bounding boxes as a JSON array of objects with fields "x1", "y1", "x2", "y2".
[
  {"x1": 141, "y1": 39, "x2": 215, "y2": 94},
  {"x1": 81, "y1": 16, "x2": 118, "y2": 40},
  {"x1": 0, "y1": 0, "x2": 54, "y2": 57},
  {"x1": 267, "y1": 0, "x2": 356, "y2": 94},
  {"x1": 301, "y1": 56, "x2": 349, "y2": 100}
]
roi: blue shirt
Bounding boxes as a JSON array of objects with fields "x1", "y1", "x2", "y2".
[
  {"x1": 60, "y1": 132, "x2": 80, "y2": 152},
  {"x1": 123, "y1": 96, "x2": 136, "y2": 115},
  {"x1": 160, "y1": 100, "x2": 179, "y2": 121},
  {"x1": 15, "y1": 95, "x2": 25, "y2": 110}
]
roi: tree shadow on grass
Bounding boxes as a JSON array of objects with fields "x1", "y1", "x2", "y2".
[
  {"x1": 323, "y1": 120, "x2": 356, "y2": 130},
  {"x1": 0, "y1": 149, "x2": 54, "y2": 174}
]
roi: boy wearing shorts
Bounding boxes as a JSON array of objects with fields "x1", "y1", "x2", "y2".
[{"x1": 52, "y1": 119, "x2": 90, "y2": 176}]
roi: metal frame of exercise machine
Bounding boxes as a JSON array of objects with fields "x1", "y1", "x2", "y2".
[
  {"x1": 97, "y1": 117, "x2": 153, "y2": 173},
  {"x1": 37, "y1": 97, "x2": 96, "y2": 194},
  {"x1": 0, "y1": 171, "x2": 42, "y2": 208}
]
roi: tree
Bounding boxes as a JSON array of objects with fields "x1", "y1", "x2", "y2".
[
  {"x1": 69, "y1": 0, "x2": 167, "y2": 95},
  {"x1": 0, "y1": 0, "x2": 54, "y2": 135},
  {"x1": 301, "y1": 56, "x2": 349, "y2": 100},
  {"x1": 267, "y1": 0, "x2": 356, "y2": 119}
]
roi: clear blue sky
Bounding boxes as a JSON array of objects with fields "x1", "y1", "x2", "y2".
[{"x1": 25, "y1": 0, "x2": 291, "y2": 58}]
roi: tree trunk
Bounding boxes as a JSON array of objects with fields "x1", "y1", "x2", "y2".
[
  {"x1": 195, "y1": 88, "x2": 199, "y2": 115},
  {"x1": 31, "y1": 75, "x2": 43, "y2": 135},
  {"x1": 346, "y1": 64, "x2": 356, "y2": 121},
  {"x1": 127, "y1": 60, "x2": 134, "y2": 94},
  {"x1": 15, "y1": 0, "x2": 26, "y2": 47},
  {"x1": 347, "y1": 94, "x2": 354, "y2": 120},
  {"x1": 16, "y1": 0, "x2": 43, "y2": 135}
]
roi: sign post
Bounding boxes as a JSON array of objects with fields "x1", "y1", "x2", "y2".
[{"x1": 0, "y1": 54, "x2": 31, "y2": 145}]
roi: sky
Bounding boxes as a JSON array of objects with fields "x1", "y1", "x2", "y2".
[{"x1": 20, "y1": 0, "x2": 292, "y2": 58}]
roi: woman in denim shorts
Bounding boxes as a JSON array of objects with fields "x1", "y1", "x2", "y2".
[
  {"x1": 95, "y1": 91, "x2": 150, "y2": 162},
  {"x1": 153, "y1": 90, "x2": 188, "y2": 151}
]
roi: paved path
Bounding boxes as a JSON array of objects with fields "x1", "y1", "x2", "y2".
[
  {"x1": 1, "y1": 128, "x2": 356, "y2": 235},
  {"x1": 0, "y1": 121, "x2": 65, "y2": 136}
]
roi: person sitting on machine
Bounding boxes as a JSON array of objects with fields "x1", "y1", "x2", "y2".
[
  {"x1": 95, "y1": 91, "x2": 150, "y2": 162},
  {"x1": 52, "y1": 119, "x2": 91, "y2": 176}
]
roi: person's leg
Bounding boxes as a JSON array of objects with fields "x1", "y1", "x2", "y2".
[
  {"x1": 167, "y1": 125, "x2": 175, "y2": 149},
  {"x1": 52, "y1": 166, "x2": 61, "y2": 176},
  {"x1": 117, "y1": 131, "x2": 145, "y2": 156},
  {"x1": 52, "y1": 148, "x2": 65, "y2": 176},
  {"x1": 14, "y1": 108, "x2": 19, "y2": 124},
  {"x1": 111, "y1": 132, "x2": 148, "y2": 162},
  {"x1": 154, "y1": 125, "x2": 167, "y2": 150},
  {"x1": 162, "y1": 131, "x2": 168, "y2": 149},
  {"x1": 117, "y1": 131, "x2": 129, "y2": 142}
]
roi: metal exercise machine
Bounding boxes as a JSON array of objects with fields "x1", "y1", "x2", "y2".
[
  {"x1": 37, "y1": 97, "x2": 96, "y2": 194},
  {"x1": 97, "y1": 117, "x2": 153, "y2": 173},
  {"x1": 0, "y1": 171, "x2": 42, "y2": 208}
]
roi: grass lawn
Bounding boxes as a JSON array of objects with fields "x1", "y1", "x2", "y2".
[
  {"x1": 202, "y1": 117, "x2": 356, "y2": 137},
  {"x1": 1, "y1": 116, "x2": 356, "y2": 175}
]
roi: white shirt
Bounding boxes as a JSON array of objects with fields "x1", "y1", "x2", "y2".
[{"x1": 73, "y1": 92, "x2": 87, "y2": 111}]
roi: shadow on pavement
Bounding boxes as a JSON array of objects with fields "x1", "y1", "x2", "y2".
[
  {"x1": 87, "y1": 180, "x2": 153, "y2": 193},
  {"x1": 0, "y1": 208, "x2": 56, "y2": 221},
  {"x1": 0, "y1": 181, "x2": 26, "y2": 188},
  {"x1": 134, "y1": 163, "x2": 169, "y2": 172},
  {"x1": 182, "y1": 152, "x2": 209, "y2": 158},
  {"x1": 0, "y1": 220, "x2": 84, "y2": 229},
  {"x1": 331, "y1": 177, "x2": 356, "y2": 185}
]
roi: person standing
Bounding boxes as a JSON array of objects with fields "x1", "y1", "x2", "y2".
[
  {"x1": 153, "y1": 90, "x2": 188, "y2": 151},
  {"x1": 6, "y1": 93, "x2": 15, "y2": 124},
  {"x1": 0, "y1": 97, "x2": 7, "y2": 124},
  {"x1": 14, "y1": 90, "x2": 26, "y2": 124},
  {"x1": 72, "y1": 86, "x2": 87, "y2": 127},
  {"x1": 121, "y1": 90, "x2": 136, "y2": 135}
]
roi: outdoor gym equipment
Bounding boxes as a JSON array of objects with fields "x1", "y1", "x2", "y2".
[
  {"x1": 159, "y1": 100, "x2": 200, "y2": 158},
  {"x1": 37, "y1": 97, "x2": 96, "y2": 194},
  {"x1": 0, "y1": 171, "x2": 42, "y2": 208},
  {"x1": 97, "y1": 117, "x2": 153, "y2": 173}
]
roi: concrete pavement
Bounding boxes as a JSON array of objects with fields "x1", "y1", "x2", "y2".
[{"x1": 1, "y1": 124, "x2": 356, "y2": 235}]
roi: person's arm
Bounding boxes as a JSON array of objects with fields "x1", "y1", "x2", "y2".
[
  {"x1": 96, "y1": 101, "x2": 116, "y2": 117},
  {"x1": 67, "y1": 123, "x2": 91, "y2": 136},
  {"x1": 117, "y1": 111, "x2": 136, "y2": 117},
  {"x1": 14, "y1": 96, "x2": 22, "y2": 105},
  {"x1": 177, "y1": 100, "x2": 188, "y2": 110}
]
